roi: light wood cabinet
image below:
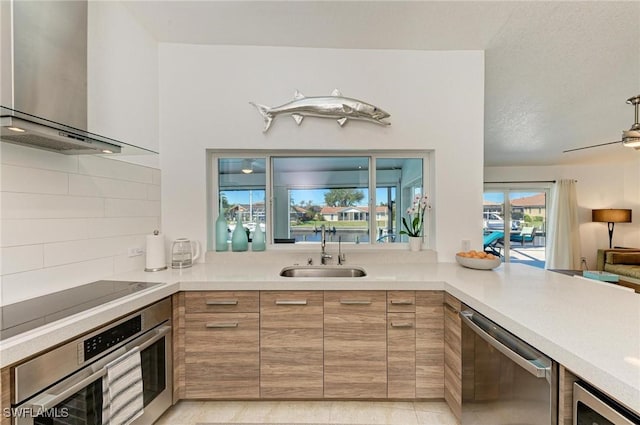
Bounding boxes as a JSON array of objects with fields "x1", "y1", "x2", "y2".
[
  {"x1": 416, "y1": 290, "x2": 445, "y2": 398},
  {"x1": 444, "y1": 293, "x2": 462, "y2": 422},
  {"x1": 183, "y1": 291, "x2": 260, "y2": 399},
  {"x1": 184, "y1": 291, "x2": 259, "y2": 313},
  {"x1": 172, "y1": 293, "x2": 185, "y2": 401},
  {"x1": 177, "y1": 289, "x2": 450, "y2": 401},
  {"x1": 388, "y1": 312, "x2": 416, "y2": 398},
  {"x1": 1, "y1": 367, "x2": 10, "y2": 425},
  {"x1": 260, "y1": 291, "x2": 324, "y2": 398},
  {"x1": 559, "y1": 366, "x2": 579, "y2": 425},
  {"x1": 387, "y1": 290, "x2": 416, "y2": 313},
  {"x1": 387, "y1": 291, "x2": 416, "y2": 398},
  {"x1": 324, "y1": 290, "x2": 387, "y2": 398}
]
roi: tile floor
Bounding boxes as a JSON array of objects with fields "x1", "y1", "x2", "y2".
[{"x1": 154, "y1": 400, "x2": 459, "y2": 425}]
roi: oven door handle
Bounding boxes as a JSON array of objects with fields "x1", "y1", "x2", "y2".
[
  {"x1": 135, "y1": 325, "x2": 171, "y2": 352},
  {"x1": 25, "y1": 325, "x2": 171, "y2": 412},
  {"x1": 459, "y1": 310, "x2": 550, "y2": 379}
]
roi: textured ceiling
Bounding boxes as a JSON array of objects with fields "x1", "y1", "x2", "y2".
[{"x1": 123, "y1": 1, "x2": 640, "y2": 167}]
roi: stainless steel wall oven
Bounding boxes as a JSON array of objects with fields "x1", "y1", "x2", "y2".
[{"x1": 10, "y1": 298, "x2": 172, "y2": 425}]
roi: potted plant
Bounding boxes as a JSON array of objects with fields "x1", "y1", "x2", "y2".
[{"x1": 401, "y1": 194, "x2": 430, "y2": 251}]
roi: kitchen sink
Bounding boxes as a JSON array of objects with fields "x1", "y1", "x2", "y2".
[{"x1": 279, "y1": 265, "x2": 367, "y2": 278}]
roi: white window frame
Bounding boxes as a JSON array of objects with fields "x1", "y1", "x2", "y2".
[
  {"x1": 208, "y1": 150, "x2": 432, "y2": 251},
  {"x1": 483, "y1": 182, "x2": 551, "y2": 263}
]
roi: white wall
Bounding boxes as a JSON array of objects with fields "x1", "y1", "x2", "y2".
[
  {"x1": 158, "y1": 45, "x2": 485, "y2": 261},
  {"x1": 0, "y1": 143, "x2": 161, "y2": 305},
  {"x1": 485, "y1": 159, "x2": 640, "y2": 269},
  {"x1": 88, "y1": 1, "x2": 160, "y2": 167}
]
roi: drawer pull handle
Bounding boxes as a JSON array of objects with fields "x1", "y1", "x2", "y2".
[
  {"x1": 205, "y1": 322, "x2": 238, "y2": 328},
  {"x1": 275, "y1": 300, "x2": 308, "y2": 305},
  {"x1": 391, "y1": 322, "x2": 414, "y2": 328},
  {"x1": 206, "y1": 300, "x2": 238, "y2": 305},
  {"x1": 340, "y1": 300, "x2": 372, "y2": 305},
  {"x1": 390, "y1": 299, "x2": 414, "y2": 305},
  {"x1": 443, "y1": 302, "x2": 459, "y2": 314}
]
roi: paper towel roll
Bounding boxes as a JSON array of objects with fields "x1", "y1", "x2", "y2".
[{"x1": 145, "y1": 231, "x2": 167, "y2": 272}]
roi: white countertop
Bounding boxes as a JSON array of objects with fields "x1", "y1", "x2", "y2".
[{"x1": 1, "y1": 260, "x2": 638, "y2": 413}]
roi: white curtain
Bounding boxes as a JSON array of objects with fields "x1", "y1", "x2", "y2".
[{"x1": 546, "y1": 179, "x2": 581, "y2": 269}]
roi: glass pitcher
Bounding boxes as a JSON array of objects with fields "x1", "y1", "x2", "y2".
[{"x1": 171, "y1": 238, "x2": 200, "y2": 268}]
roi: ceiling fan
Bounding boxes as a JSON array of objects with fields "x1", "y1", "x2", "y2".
[{"x1": 563, "y1": 94, "x2": 640, "y2": 153}]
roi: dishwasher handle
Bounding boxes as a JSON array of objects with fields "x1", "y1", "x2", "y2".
[{"x1": 459, "y1": 310, "x2": 550, "y2": 379}]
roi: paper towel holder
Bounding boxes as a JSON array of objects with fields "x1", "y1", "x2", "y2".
[{"x1": 145, "y1": 230, "x2": 168, "y2": 272}]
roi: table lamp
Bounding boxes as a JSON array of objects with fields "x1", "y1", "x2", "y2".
[{"x1": 592, "y1": 209, "x2": 632, "y2": 248}]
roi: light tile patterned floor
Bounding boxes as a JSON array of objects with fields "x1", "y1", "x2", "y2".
[{"x1": 154, "y1": 400, "x2": 459, "y2": 425}]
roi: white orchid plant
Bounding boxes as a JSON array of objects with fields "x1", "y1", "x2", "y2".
[{"x1": 401, "y1": 194, "x2": 430, "y2": 238}]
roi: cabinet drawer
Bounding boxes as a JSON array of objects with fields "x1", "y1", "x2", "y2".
[
  {"x1": 324, "y1": 290, "x2": 386, "y2": 315},
  {"x1": 185, "y1": 291, "x2": 258, "y2": 313},
  {"x1": 260, "y1": 291, "x2": 323, "y2": 328},
  {"x1": 387, "y1": 291, "x2": 416, "y2": 312}
]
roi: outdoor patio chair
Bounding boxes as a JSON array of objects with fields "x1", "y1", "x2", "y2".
[
  {"x1": 510, "y1": 226, "x2": 535, "y2": 246},
  {"x1": 483, "y1": 231, "x2": 504, "y2": 257}
]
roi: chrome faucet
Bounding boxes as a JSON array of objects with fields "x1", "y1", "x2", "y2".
[
  {"x1": 338, "y1": 236, "x2": 346, "y2": 265},
  {"x1": 320, "y1": 225, "x2": 332, "y2": 265}
]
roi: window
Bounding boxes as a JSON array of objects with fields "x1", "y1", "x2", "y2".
[
  {"x1": 217, "y1": 157, "x2": 267, "y2": 243},
  {"x1": 210, "y1": 151, "x2": 430, "y2": 249}
]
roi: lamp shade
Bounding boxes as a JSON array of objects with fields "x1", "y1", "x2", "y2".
[{"x1": 592, "y1": 209, "x2": 632, "y2": 223}]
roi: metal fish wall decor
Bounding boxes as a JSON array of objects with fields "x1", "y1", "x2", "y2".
[{"x1": 250, "y1": 89, "x2": 391, "y2": 132}]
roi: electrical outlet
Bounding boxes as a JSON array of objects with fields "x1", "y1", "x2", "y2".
[
  {"x1": 462, "y1": 239, "x2": 471, "y2": 251},
  {"x1": 128, "y1": 247, "x2": 144, "y2": 257}
]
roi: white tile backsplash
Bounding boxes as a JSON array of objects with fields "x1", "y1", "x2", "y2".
[
  {"x1": 152, "y1": 168, "x2": 161, "y2": 185},
  {"x1": 105, "y1": 199, "x2": 161, "y2": 217},
  {"x1": 0, "y1": 245, "x2": 44, "y2": 274},
  {"x1": 0, "y1": 143, "x2": 160, "y2": 305},
  {"x1": 86, "y1": 217, "x2": 160, "y2": 239},
  {"x1": 69, "y1": 174, "x2": 148, "y2": 199},
  {"x1": 78, "y1": 155, "x2": 154, "y2": 183},
  {"x1": 1, "y1": 164, "x2": 69, "y2": 195},
  {"x1": 147, "y1": 184, "x2": 161, "y2": 201},
  {"x1": 114, "y1": 253, "x2": 147, "y2": 274},
  {"x1": 43, "y1": 235, "x2": 145, "y2": 267},
  {"x1": 0, "y1": 142, "x2": 79, "y2": 173},
  {"x1": 1, "y1": 192, "x2": 105, "y2": 219},
  {"x1": 1, "y1": 219, "x2": 90, "y2": 247},
  {"x1": 0, "y1": 258, "x2": 115, "y2": 305}
]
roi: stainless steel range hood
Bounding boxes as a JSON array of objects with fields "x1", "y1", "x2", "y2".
[{"x1": 0, "y1": 1, "x2": 156, "y2": 156}]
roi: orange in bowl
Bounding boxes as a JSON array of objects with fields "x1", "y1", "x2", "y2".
[{"x1": 455, "y1": 250, "x2": 501, "y2": 270}]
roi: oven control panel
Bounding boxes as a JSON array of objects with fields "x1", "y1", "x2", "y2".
[{"x1": 82, "y1": 316, "x2": 142, "y2": 361}]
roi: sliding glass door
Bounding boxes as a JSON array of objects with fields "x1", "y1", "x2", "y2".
[{"x1": 483, "y1": 186, "x2": 549, "y2": 268}]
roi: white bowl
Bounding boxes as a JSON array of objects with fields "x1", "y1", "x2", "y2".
[{"x1": 455, "y1": 254, "x2": 501, "y2": 270}]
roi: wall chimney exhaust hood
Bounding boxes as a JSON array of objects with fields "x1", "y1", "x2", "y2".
[{"x1": 0, "y1": 1, "x2": 156, "y2": 156}]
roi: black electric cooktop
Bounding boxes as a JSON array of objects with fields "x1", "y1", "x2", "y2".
[{"x1": 0, "y1": 280, "x2": 162, "y2": 341}]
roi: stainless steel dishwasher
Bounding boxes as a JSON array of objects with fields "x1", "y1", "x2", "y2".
[{"x1": 460, "y1": 307, "x2": 558, "y2": 425}]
